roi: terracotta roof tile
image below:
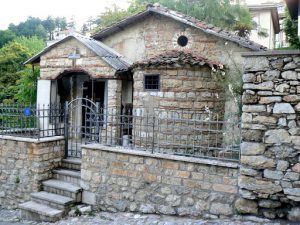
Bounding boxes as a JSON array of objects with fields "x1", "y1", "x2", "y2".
[{"x1": 133, "y1": 50, "x2": 223, "y2": 69}]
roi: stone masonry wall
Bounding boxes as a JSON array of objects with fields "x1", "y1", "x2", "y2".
[
  {"x1": 238, "y1": 52, "x2": 300, "y2": 221},
  {"x1": 101, "y1": 14, "x2": 251, "y2": 77},
  {"x1": 40, "y1": 38, "x2": 117, "y2": 80},
  {"x1": 131, "y1": 66, "x2": 226, "y2": 157},
  {"x1": 133, "y1": 66, "x2": 224, "y2": 113},
  {"x1": 81, "y1": 144, "x2": 239, "y2": 218},
  {"x1": 0, "y1": 136, "x2": 64, "y2": 208}
]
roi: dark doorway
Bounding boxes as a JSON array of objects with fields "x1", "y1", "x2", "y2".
[
  {"x1": 82, "y1": 81, "x2": 105, "y2": 134},
  {"x1": 82, "y1": 81, "x2": 105, "y2": 106}
]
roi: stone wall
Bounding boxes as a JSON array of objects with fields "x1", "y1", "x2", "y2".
[
  {"x1": 81, "y1": 144, "x2": 239, "y2": 218},
  {"x1": 238, "y1": 51, "x2": 300, "y2": 220},
  {"x1": 40, "y1": 38, "x2": 117, "y2": 80},
  {"x1": 133, "y1": 66, "x2": 224, "y2": 112},
  {"x1": 101, "y1": 13, "x2": 249, "y2": 118},
  {"x1": 101, "y1": 13, "x2": 251, "y2": 76},
  {"x1": 0, "y1": 136, "x2": 64, "y2": 208}
]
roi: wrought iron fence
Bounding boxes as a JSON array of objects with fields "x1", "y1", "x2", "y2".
[
  {"x1": 89, "y1": 108, "x2": 241, "y2": 162},
  {"x1": 0, "y1": 101, "x2": 240, "y2": 161},
  {"x1": 0, "y1": 103, "x2": 64, "y2": 139}
]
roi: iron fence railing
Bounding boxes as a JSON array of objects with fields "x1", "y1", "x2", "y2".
[
  {"x1": 89, "y1": 108, "x2": 241, "y2": 162},
  {"x1": 0, "y1": 103, "x2": 64, "y2": 139},
  {"x1": 0, "y1": 102, "x2": 240, "y2": 162}
]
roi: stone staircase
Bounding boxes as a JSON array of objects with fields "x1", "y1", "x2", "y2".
[{"x1": 19, "y1": 158, "x2": 82, "y2": 222}]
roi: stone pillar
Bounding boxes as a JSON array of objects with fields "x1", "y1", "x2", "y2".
[
  {"x1": 105, "y1": 79, "x2": 122, "y2": 145},
  {"x1": 237, "y1": 52, "x2": 300, "y2": 220}
]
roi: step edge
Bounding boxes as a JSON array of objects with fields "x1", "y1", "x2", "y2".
[
  {"x1": 62, "y1": 158, "x2": 82, "y2": 165},
  {"x1": 30, "y1": 192, "x2": 75, "y2": 205},
  {"x1": 19, "y1": 201, "x2": 64, "y2": 217},
  {"x1": 42, "y1": 179, "x2": 82, "y2": 193},
  {"x1": 52, "y1": 169, "x2": 81, "y2": 178}
]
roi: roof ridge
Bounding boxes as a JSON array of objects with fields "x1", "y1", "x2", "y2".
[{"x1": 92, "y1": 4, "x2": 267, "y2": 51}]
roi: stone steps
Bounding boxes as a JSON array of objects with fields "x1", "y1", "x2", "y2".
[
  {"x1": 43, "y1": 179, "x2": 82, "y2": 202},
  {"x1": 53, "y1": 168, "x2": 81, "y2": 185},
  {"x1": 62, "y1": 157, "x2": 81, "y2": 170},
  {"x1": 19, "y1": 201, "x2": 64, "y2": 222},
  {"x1": 31, "y1": 191, "x2": 75, "y2": 210},
  {"x1": 20, "y1": 157, "x2": 83, "y2": 222}
]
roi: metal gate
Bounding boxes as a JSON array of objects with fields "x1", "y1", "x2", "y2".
[{"x1": 64, "y1": 98, "x2": 101, "y2": 158}]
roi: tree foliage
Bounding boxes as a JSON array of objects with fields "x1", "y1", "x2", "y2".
[
  {"x1": 0, "y1": 42, "x2": 30, "y2": 101},
  {"x1": 283, "y1": 8, "x2": 300, "y2": 49},
  {"x1": 93, "y1": 0, "x2": 254, "y2": 37},
  {"x1": 15, "y1": 67, "x2": 40, "y2": 104},
  {"x1": 2, "y1": 16, "x2": 68, "y2": 44},
  {"x1": 0, "y1": 37, "x2": 45, "y2": 103},
  {"x1": 0, "y1": 30, "x2": 16, "y2": 48},
  {"x1": 8, "y1": 17, "x2": 48, "y2": 40},
  {"x1": 42, "y1": 16, "x2": 56, "y2": 40},
  {"x1": 13, "y1": 36, "x2": 45, "y2": 55},
  {"x1": 0, "y1": 16, "x2": 68, "y2": 103},
  {"x1": 92, "y1": 3, "x2": 145, "y2": 33}
]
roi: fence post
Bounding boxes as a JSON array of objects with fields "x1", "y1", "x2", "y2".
[
  {"x1": 151, "y1": 116, "x2": 155, "y2": 154},
  {"x1": 64, "y1": 101, "x2": 69, "y2": 158},
  {"x1": 95, "y1": 102, "x2": 100, "y2": 142},
  {"x1": 37, "y1": 104, "x2": 40, "y2": 140}
]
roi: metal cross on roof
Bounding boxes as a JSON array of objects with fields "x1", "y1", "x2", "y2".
[{"x1": 68, "y1": 51, "x2": 81, "y2": 67}]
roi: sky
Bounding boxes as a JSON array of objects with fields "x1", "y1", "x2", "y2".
[
  {"x1": 0, "y1": 0, "x2": 283, "y2": 30},
  {"x1": 0, "y1": 0, "x2": 131, "y2": 30}
]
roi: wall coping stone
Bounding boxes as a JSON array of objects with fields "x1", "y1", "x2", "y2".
[
  {"x1": 0, "y1": 135, "x2": 64, "y2": 143},
  {"x1": 82, "y1": 144, "x2": 239, "y2": 168},
  {"x1": 242, "y1": 50, "x2": 300, "y2": 57}
]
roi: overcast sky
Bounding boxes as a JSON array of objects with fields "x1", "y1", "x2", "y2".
[
  {"x1": 0, "y1": 0, "x2": 282, "y2": 30},
  {"x1": 0, "y1": 0, "x2": 131, "y2": 30}
]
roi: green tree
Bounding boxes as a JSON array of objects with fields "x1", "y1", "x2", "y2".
[
  {"x1": 8, "y1": 17, "x2": 47, "y2": 40},
  {"x1": 93, "y1": 3, "x2": 145, "y2": 33},
  {"x1": 94, "y1": 0, "x2": 254, "y2": 38},
  {"x1": 283, "y1": 8, "x2": 300, "y2": 49},
  {"x1": 0, "y1": 30, "x2": 16, "y2": 48},
  {"x1": 0, "y1": 42, "x2": 30, "y2": 101},
  {"x1": 13, "y1": 36, "x2": 45, "y2": 55},
  {"x1": 42, "y1": 16, "x2": 56, "y2": 40},
  {"x1": 137, "y1": 0, "x2": 254, "y2": 37},
  {"x1": 81, "y1": 23, "x2": 89, "y2": 35},
  {"x1": 55, "y1": 17, "x2": 67, "y2": 31},
  {"x1": 0, "y1": 37, "x2": 45, "y2": 103},
  {"x1": 15, "y1": 67, "x2": 40, "y2": 104}
]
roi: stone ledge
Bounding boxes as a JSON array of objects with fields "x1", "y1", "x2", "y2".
[
  {"x1": 242, "y1": 50, "x2": 300, "y2": 57},
  {"x1": 0, "y1": 135, "x2": 64, "y2": 143},
  {"x1": 82, "y1": 144, "x2": 239, "y2": 168}
]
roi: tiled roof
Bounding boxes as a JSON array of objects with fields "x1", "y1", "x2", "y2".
[
  {"x1": 24, "y1": 33, "x2": 131, "y2": 71},
  {"x1": 132, "y1": 50, "x2": 224, "y2": 69},
  {"x1": 93, "y1": 4, "x2": 267, "y2": 51}
]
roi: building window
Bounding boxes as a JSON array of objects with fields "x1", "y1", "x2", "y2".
[
  {"x1": 177, "y1": 35, "x2": 188, "y2": 47},
  {"x1": 144, "y1": 74, "x2": 160, "y2": 91}
]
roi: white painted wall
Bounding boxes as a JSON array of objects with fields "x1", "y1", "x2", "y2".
[
  {"x1": 36, "y1": 79, "x2": 52, "y2": 135},
  {"x1": 37, "y1": 79, "x2": 51, "y2": 107},
  {"x1": 250, "y1": 10, "x2": 275, "y2": 49}
]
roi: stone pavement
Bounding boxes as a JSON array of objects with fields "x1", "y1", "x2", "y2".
[{"x1": 0, "y1": 207, "x2": 295, "y2": 225}]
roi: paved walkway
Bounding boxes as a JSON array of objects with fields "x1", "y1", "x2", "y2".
[{"x1": 0, "y1": 208, "x2": 294, "y2": 225}]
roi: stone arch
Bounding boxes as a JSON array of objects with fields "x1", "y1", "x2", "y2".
[{"x1": 56, "y1": 68, "x2": 93, "y2": 80}]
